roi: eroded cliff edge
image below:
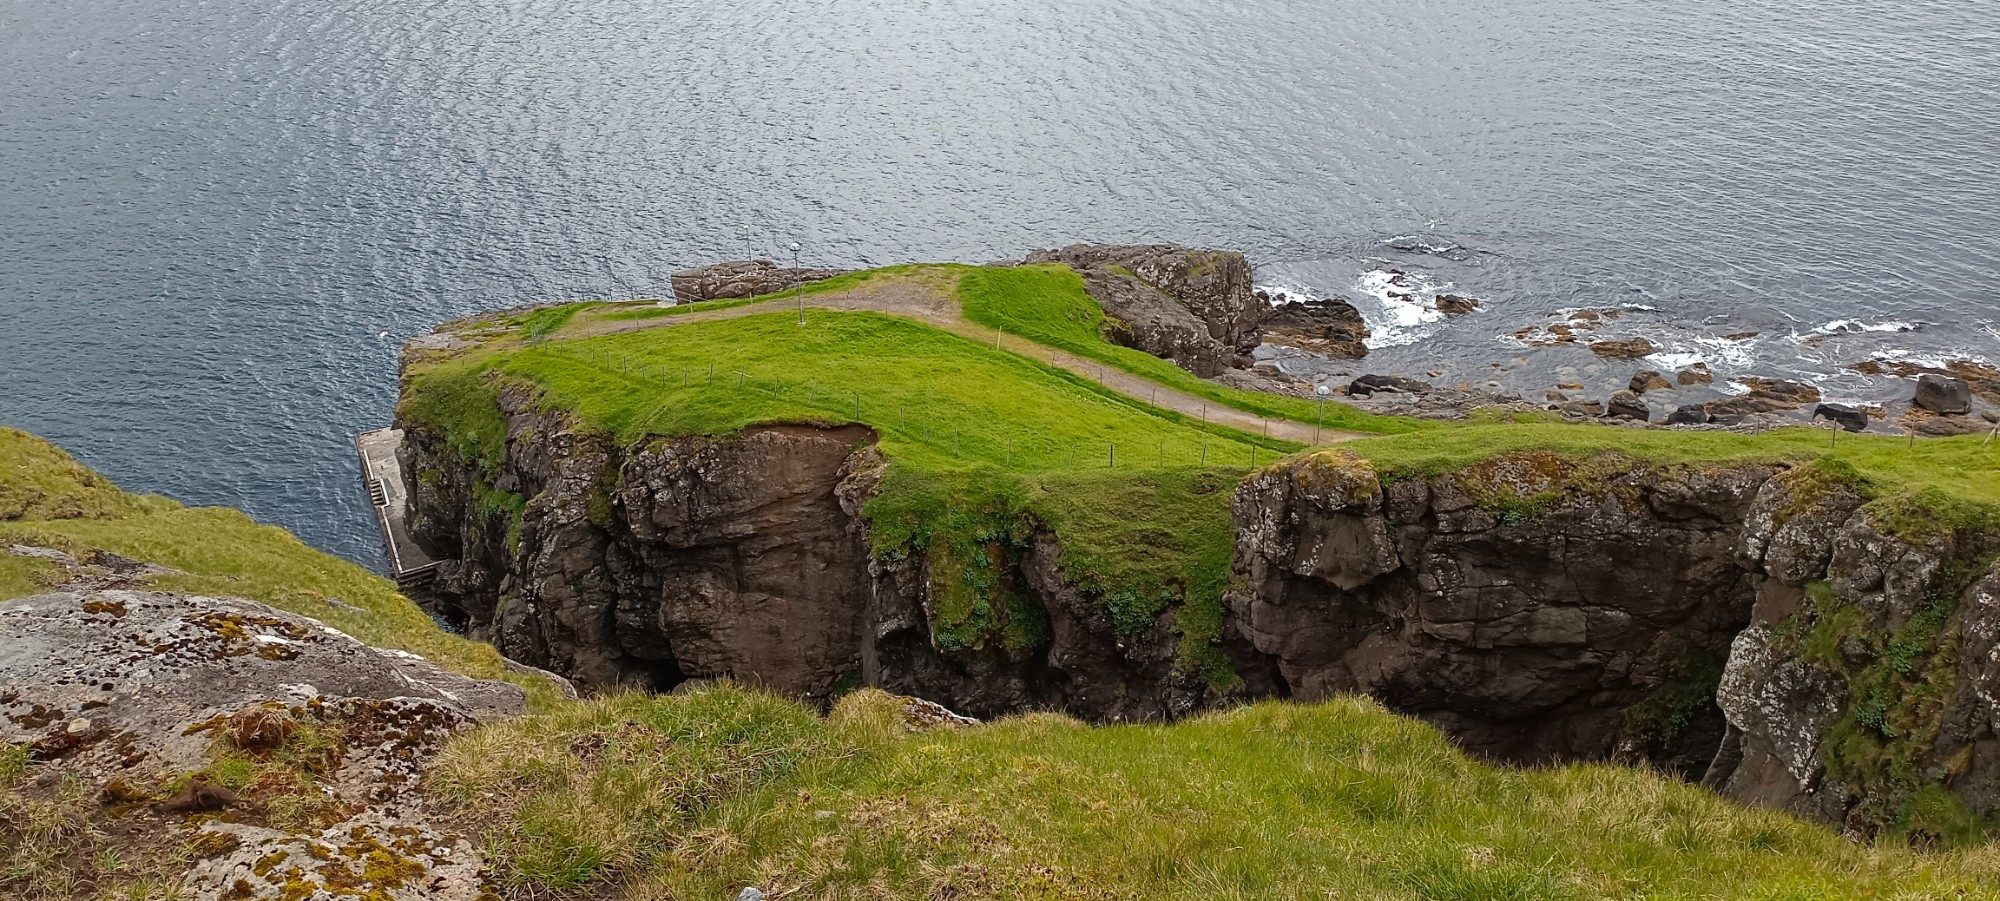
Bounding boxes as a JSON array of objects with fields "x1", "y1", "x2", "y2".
[
  {"x1": 402, "y1": 401, "x2": 2000, "y2": 837},
  {"x1": 1233, "y1": 449, "x2": 2000, "y2": 838},
  {"x1": 398, "y1": 388, "x2": 1270, "y2": 723}
]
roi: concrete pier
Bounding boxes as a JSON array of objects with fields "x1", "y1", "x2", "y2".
[{"x1": 355, "y1": 428, "x2": 439, "y2": 591}]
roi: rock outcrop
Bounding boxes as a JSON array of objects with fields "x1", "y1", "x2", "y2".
[
  {"x1": 1259, "y1": 294, "x2": 1371, "y2": 359},
  {"x1": 1024, "y1": 244, "x2": 1268, "y2": 375},
  {"x1": 1228, "y1": 449, "x2": 2000, "y2": 836},
  {"x1": 1227, "y1": 451, "x2": 1767, "y2": 770},
  {"x1": 0, "y1": 589, "x2": 525, "y2": 900},
  {"x1": 0, "y1": 589, "x2": 522, "y2": 772},
  {"x1": 397, "y1": 391, "x2": 1251, "y2": 722},
  {"x1": 670, "y1": 259, "x2": 850, "y2": 302}
]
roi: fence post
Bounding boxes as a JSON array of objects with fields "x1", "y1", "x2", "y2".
[
  {"x1": 1109, "y1": 443, "x2": 1115, "y2": 468},
  {"x1": 855, "y1": 393, "x2": 861, "y2": 420}
]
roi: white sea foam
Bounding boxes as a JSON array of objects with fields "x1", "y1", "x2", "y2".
[
  {"x1": 1353, "y1": 269, "x2": 1447, "y2": 348},
  {"x1": 1256, "y1": 275, "x2": 1451, "y2": 350},
  {"x1": 1814, "y1": 319, "x2": 1918, "y2": 335}
]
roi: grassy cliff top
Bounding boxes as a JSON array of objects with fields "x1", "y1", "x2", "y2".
[
  {"x1": 6, "y1": 429, "x2": 1998, "y2": 899},
  {"x1": 396, "y1": 263, "x2": 2000, "y2": 671}
]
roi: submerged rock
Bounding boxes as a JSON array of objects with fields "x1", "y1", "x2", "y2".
[
  {"x1": 1676, "y1": 365, "x2": 1715, "y2": 386},
  {"x1": 1705, "y1": 378, "x2": 1821, "y2": 416},
  {"x1": 1347, "y1": 374, "x2": 1432, "y2": 397},
  {"x1": 1589, "y1": 338, "x2": 1657, "y2": 359},
  {"x1": 1434, "y1": 294, "x2": 1480, "y2": 315}
]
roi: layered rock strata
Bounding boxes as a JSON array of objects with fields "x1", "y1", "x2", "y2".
[
  {"x1": 1231, "y1": 449, "x2": 2000, "y2": 836},
  {"x1": 397, "y1": 391, "x2": 1254, "y2": 721}
]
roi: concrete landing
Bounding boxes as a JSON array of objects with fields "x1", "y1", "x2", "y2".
[{"x1": 355, "y1": 428, "x2": 439, "y2": 588}]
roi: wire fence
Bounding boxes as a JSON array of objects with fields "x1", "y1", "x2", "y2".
[{"x1": 549, "y1": 344, "x2": 1287, "y2": 472}]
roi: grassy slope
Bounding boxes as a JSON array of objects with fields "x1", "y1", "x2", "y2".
[
  {"x1": 436, "y1": 685, "x2": 2000, "y2": 900},
  {"x1": 0, "y1": 428, "x2": 563, "y2": 710},
  {"x1": 400, "y1": 307, "x2": 1301, "y2": 666},
  {"x1": 6, "y1": 429, "x2": 2000, "y2": 897},
  {"x1": 954, "y1": 263, "x2": 1425, "y2": 435}
]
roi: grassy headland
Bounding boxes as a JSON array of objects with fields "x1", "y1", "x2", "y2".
[{"x1": 399, "y1": 264, "x2": 2000, "y2": 679}]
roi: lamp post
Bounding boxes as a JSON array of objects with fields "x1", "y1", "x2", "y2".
[
  {"x1": 1315, "y1": 384, "x2": 1331, "y2": 443},
  {"x1": 790, "y1": 242, "x2": 804, "y2": 327}
]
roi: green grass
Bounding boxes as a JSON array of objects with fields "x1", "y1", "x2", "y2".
[
  {"x1": 399, "y1": 308, "x2": 1306, "y2": 665},
  {"x1": 519, "y1": 302, "x2": 605, "y2": 342},
  {"x1": 0, "y1": 428, "x2": 565, "y2": 711},
  {"x1": 588, "y1": 296, "x2": 774, "y2": 323},
  {"x1": 437, "y1": 684, "x2": 2000, "y2": 900},
  {"x1": 955, "y1": 264, "x2": 1424, "y2": 435},
  {"x1": 1341, "y1": 422, "x2": 2000, "y2": 506},
  {"x1": 407, "y1": 309, "x2": 1295, "y2": 475}
]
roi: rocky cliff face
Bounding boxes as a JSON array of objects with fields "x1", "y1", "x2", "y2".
[
  {"x1": 1024, "y1": 244, "x2": 1268, "y2": 376},
  {"x1": 1229, "y1": 449, "x2": 2000, "y2": 836},
  {"x1": 397, "y1": 393, "x2": 1251, "y2": 721}
]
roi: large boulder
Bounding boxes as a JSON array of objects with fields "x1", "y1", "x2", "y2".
[
  {"x1": 1024, "y1": 244, "x2": 1268, "y2": 375},
  {"x1": 1813, "y1": 403, "x2": 1869, "y2": 433},
  {"x1": 1914, "y1": 374, "x2": 1973, "y2": 415},
  {"x1": 1607, "y1": 390, "x2": 1651, "y2": 422},
  {"x1": 670, "y1": 260, "x2": 849, "y2": 302},
  {"x1": 1629, "y1": 370, "x2": 1672, "y2": 393},
  {"x1": 1667, "y1": 404, "x2": 1710, "y2": 426}
]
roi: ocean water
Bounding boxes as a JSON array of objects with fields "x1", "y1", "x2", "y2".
[{"x1": 2, "y1": 0, "x2": 1996, "y2": 568}]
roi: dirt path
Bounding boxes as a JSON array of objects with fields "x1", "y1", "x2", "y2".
[{"x1": 565, "y1": 281, "x2": 1357, "y2": 446}]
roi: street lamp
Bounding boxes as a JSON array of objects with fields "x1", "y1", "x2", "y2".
[
  {"x1": 790, "y1": 242, "x2": 804, "y2": 327},
  {"x1": 1315, "y1": 384, "x2": 1331, "y2": 443}
]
